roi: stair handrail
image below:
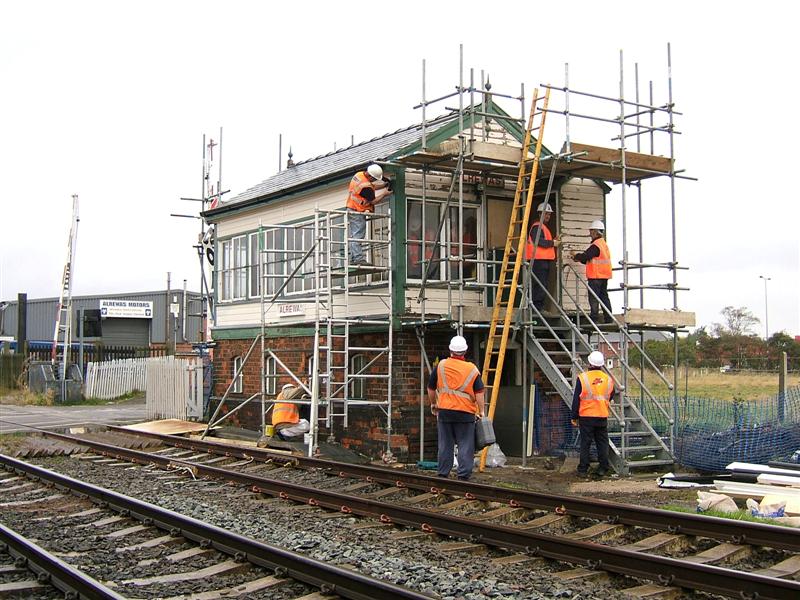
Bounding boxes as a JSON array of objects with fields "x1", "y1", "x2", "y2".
[
  {"x1": 561, "y1": 263, "x2": 674, "y2": 388},
  {"x1": 559, "y1": 263, "x2": 674, "y2": 425},
  {"x1": 521, "y1": 271, "x2": 624, "y2": 425},
  {"x1": 524, "y1": 265, "x2": 672, "y2": 426}
]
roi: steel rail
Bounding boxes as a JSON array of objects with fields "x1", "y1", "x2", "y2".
[
  {"x1": 0, "y1": 522, "x2": 126, "y2": 600},
  {"x1": 0, "y1": 454, "x2": 430, "y2": 600},
  {"x1": 107, "y1": 426, "x2": 800, "y2": 552},
  {"x1": 24, "y1": 432, "x2": 800, "y2": 600}
]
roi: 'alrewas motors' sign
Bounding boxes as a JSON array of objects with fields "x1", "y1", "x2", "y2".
[{"x1": 99, "y1": 299, "x2": 153, "y2": 319}]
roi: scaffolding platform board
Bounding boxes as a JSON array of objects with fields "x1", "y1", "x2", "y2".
[
  {"x1": 325, "y1": 265, "x2": 390, "y2": 277},
  {"x1": 554, "y1": 142, "x2": 674, "y2": 183},
  {"x1": 623, "y1": 308, "x2": 696, "y2": 328}
]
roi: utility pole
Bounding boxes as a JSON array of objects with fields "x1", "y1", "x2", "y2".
[
  {"x1": 166, "y1": 272, "x2": 172, "y2": 354},
  {"x1": 759, "y1": 275, "x2": 771, "y2": 340}
]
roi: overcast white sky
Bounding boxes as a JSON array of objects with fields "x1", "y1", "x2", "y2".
[{"x1": 1, "y1": 1, "x2": 798, "y2": 336}]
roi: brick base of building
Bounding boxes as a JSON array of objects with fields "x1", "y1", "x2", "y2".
[{"x1": 211, "y1": 329, "x2": 462, "y2": 460}]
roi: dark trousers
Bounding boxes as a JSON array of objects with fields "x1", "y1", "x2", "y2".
[
  {"x1": 530, "y1": 260, "x2": 552, "y2": 310},
  {"x1": 588, "y1": 278, "x2": 612, "y2": 322},
  {"x1": 578, "y1": 417, "x2": 610, "y2": 473},
  {"x1": 437, "y1": 418, "x2": 476, "y2": 479}
]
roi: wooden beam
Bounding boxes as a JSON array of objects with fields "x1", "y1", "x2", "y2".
[
  {"x1": 624, "y1": 308, "x2": 696, "y2": 328},
  {"x1": 569, "y1": 143, "x2": 673, "y2": 174}
]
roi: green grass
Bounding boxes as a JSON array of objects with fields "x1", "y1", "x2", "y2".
[
  {"x1": 662, "y1": 503, "x2": 789, "y2": 527},
  {"x1": 615, "y1": 369, "x2": 800, "y2": 401}
]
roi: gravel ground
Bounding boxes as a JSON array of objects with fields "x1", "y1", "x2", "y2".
[
  {"x1": 0, "y1": 486, "x2": 313, "y2": 599},
  {"x1": 2, "y1": 455, "x2": 739, "y2": 600},
  {"x1": 0, "y1": 555, "x2": 64, "y2": 600}
]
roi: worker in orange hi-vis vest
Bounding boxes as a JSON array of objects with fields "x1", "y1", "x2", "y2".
[
  {"x1": 272, "y1": 383, "x2": 310, "y2": 441},
  {"x1": 571, "y1": 220, "x2": 613, "y2": 324},
  {"x1": 524, "y1": 202, "x2": 561, "y2": 313},
  {"x1": 345, "y1": 163, "x2": 392, "y2": 266},
  {"x1": 427, "y1": 335, "x2": 486, "y2": 481},
  {"x1": 571, "y1": 351, "x2": 616, "y2": 478}
]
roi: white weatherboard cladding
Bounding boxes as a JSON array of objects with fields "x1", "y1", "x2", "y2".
[
  {"x1": 216, "y1": 184, "x2": 347, "y2": 238},
  {"x1": 559, "y1": 178, "x2": 604, "y2": 312},
  {"x1": 403, "y1": 288, "x2": 483, "y2": 316},
  {"x1": 217, "y1": 285, "x2": 391, "y2": 328}
]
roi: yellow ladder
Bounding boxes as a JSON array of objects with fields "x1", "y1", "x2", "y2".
[{"x1": 479, "y1": 88, "x2": 550, "y2": 471}]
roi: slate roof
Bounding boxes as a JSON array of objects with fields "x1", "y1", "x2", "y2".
[{"x1": 211, "y1": 113, "x2": 459, "y2": 214}]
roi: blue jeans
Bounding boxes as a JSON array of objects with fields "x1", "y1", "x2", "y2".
[
  {"x1": 437, "y1": 418, "x2": 476, "y2": 479},
  {"x1": 348, "y1": 211, "x2": 367, "y2": 262}
]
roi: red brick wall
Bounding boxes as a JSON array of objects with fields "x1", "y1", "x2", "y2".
[{"x1": 210, "y1": 330, "x2": 457, "y2": 460}]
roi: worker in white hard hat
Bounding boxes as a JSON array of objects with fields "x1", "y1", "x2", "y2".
[
  {"x1": 271, "y1": 382, "x2": 310, "y2": 441},
  {"x1": 571, "y1": 220, "x2": 613, "y2": 324},
  {"x1": 570, "y1": 351, "x2": 615, "y2": 478},
  {"x1": 525, "y1": 202, "x2": 561, "y2": 314},
  {"x1": 345, "y1": 163, "x2": 393, "y2": 266},
  {"x1": 426, "y1": 335, "x2": 486, "y2": 481}
]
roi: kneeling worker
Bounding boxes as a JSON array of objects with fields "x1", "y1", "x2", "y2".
[
  {"x1": 272, "y1": 383, "x2": 310, "y2": 441},
  {"x1": 571, "y1": 351, "x2": 615, "y2": 478},
  {"x1": 427, "y1": 335, "x2": 485, "y2": 481}
]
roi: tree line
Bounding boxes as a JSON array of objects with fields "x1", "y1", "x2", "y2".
[{"x1": 628, "y1": 306, "x2": 800, "y2": 371}]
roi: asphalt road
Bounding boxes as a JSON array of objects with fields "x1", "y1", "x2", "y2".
[{"x1": 0, "y1": 399, "x2": 146, "y2": 434}]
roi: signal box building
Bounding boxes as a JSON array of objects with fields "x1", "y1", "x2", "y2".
[{"x1": 204, "y1": 82, "x2": 694, "y2": 474}]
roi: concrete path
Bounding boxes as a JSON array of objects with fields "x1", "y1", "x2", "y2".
[{"x1": 0, "y1": 399, "x2": 147, "y2": 434}]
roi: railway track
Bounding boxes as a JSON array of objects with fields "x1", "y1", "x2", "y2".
[
  {"x1": 0, "y1": 454, "x2": 430, "y2": 600},
  {"x1": 1, "y1": 520, "x2": 123, "y2": 599},
  {"x1": 12, "y1": 427, "x2": 800, "y2": 600}
]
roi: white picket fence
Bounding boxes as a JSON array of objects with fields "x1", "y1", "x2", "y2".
[
  {"x1": 85, "y1": 357, "x2": 148, "y2": 400},
  {"x1": 145, "y1": 355, "x2": 203, "y2": 421},
  {"x1": 85, "y1": 356, "x2": 203, "y2": 421}
]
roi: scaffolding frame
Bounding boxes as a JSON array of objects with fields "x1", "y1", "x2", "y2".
[
  {"x1": 392, "y1": 44, "x2": 691, "y2": 470},
  {"x1": 539, "y1": 44, "x2": 693, "y2": 449},
  {"x1": 255, "y1": 207, "x2": 394, "y2": 458}
]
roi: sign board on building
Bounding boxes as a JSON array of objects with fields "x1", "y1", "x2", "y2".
[
  {"x1": 278, "y1": 304, "x2": 305, "y2": 318},
  {"x1": 99, "y1": 299, "x2": 154, "y2": 319},
  {"x1": 464, "y1": 173, "x2": 505, "y2": 188}
]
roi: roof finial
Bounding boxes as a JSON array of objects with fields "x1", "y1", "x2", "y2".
[{"x1": 287, "y1": 147, "x2": 295, "y2": 168}]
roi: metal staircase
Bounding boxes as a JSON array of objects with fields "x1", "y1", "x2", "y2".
[{"x1": 523, "y1": 269, "x2": 674, "y2": 474}]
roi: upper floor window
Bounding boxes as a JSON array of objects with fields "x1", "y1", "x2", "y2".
[
  {"x1": 218, "y1": 209, "x2": 391, "y2": 304},
  {"x1": 219, "y1": 235, "x2": 248, "y2": 301},
  {"x1": 407, "y1": 199, "x2": 478, "y2": 281}
]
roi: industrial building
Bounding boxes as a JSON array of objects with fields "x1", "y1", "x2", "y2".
[{"x1": 1, "y1": 289, "x2": 204, "y2": 349}]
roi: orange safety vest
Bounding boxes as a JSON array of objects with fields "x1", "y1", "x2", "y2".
[
  {"x1": 408, "y1": 239, "x2": 435, "y2": 269},
  {"x1": 346, "y1": 171, "x2": 376, "y2": 213},
  {"x1": 577, "y1": 370, "x2": 613, "y2": 418},
  {"x1": 272, "y1": 392, "x2": 300, "y2": 426},
  {"x1": 525, "y1": 221, "x2": 555, "y2": 261},
  {"x1": 585, "y1": 238, "x2": 612, "y2": 279},
  {"x1": 435, "y1": 357, "x2": 480, "y2": 415}
]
